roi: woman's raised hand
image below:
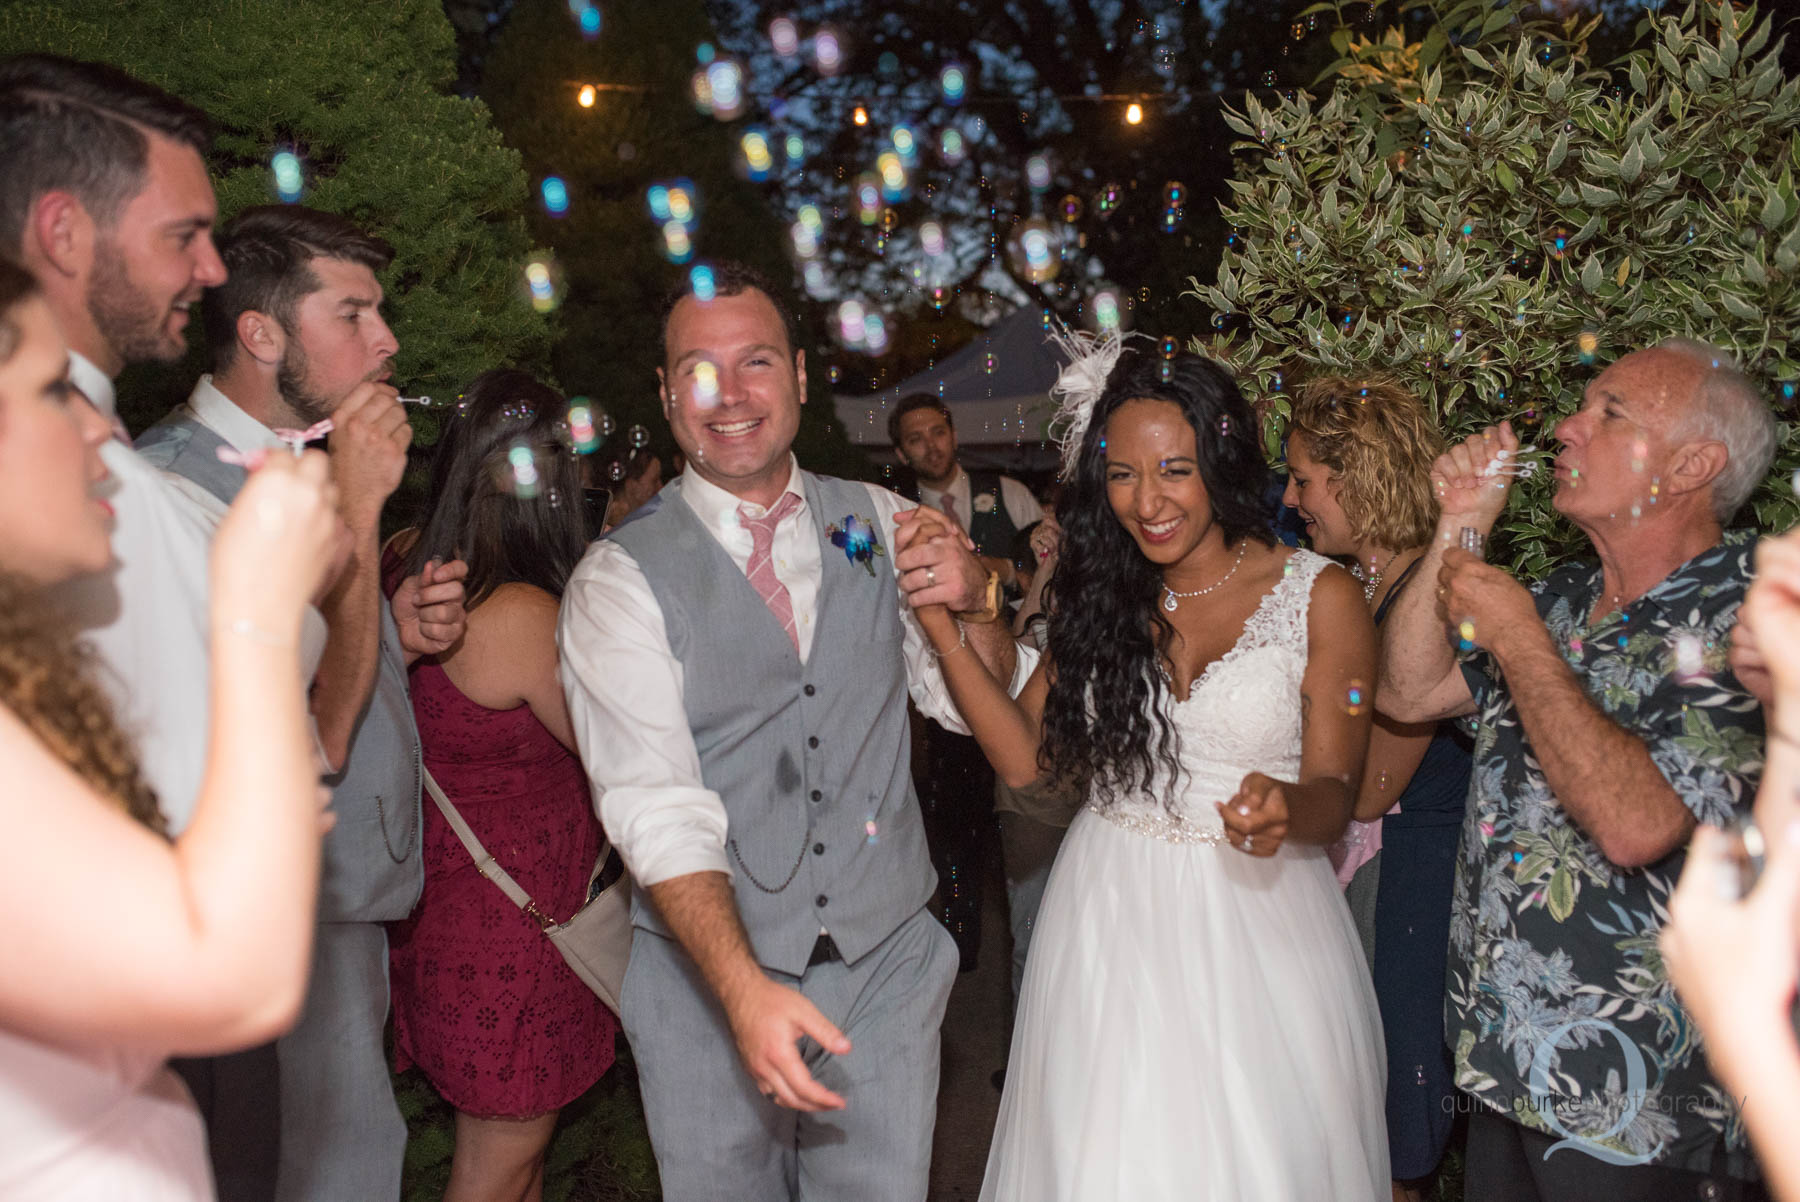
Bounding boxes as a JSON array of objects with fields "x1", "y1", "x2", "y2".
[
  {"x1": 1429, "y1": 421, "x2": 1519, "y2": 536},
  {"x1": 210, "y1": 450, "x2": 343, "y2": 647}
]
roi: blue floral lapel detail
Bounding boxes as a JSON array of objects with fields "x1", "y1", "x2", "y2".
[{"x1": 826, "y1": 514, "x2": 885, "y2": 576}]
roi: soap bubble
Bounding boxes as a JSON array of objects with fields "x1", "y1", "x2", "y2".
[
  {"x1": 566, "y1": 400, "x2": 599, "y2": 453},
  {"x1": 919, "y1": 220, "x2": 947, "y2": 258},
  {"x1": 705, "y1": 59, "x2": 745, "y2": 120},
  {"x1": 1576, "y1": 329, "x2": 1599, "y2": 364},
  {"x1": 876, "y1": 150, "x2": 909, "y2": 201},
  {"x1": 1006, "y1": 217, "x2": 1060, "y2": 284},
  {"x1": 692, "y1": 361, "x2": 720, "y2": 407},
  {"x1": 628, "y1": 424, "x2": 650, "y2": 449},
  {"x1": 855, "y1": 173, "x2": 882, "y2": 225},
  {"x1": 271, "y1": 150, "x2": 304, "y2": 203},
  {"x1": 507, "y1": 442, "x2": 541, "y2": 498},
  {"x1": 661, "y1": 221, "x2": 694, "y2": 263},
  {"x1": 1089, "y1": 285, "x2": 1123, "y2": 333},
  {"x1": 540, "y1": 175, "x2": 570, "y2": 216},
  {"x1": 769, "y1": 16, "x2": 799, "y2": 58},
  {"x1": 890, "y1": 123, "x2": 918, "y2": 162},
  {"x1": 940, "y1": 64, "x2": 967, "y2": 103},
  {"x1": 522, "y1": 254, "x2": 563, "y2": 313},
  {"x1": 1026, "y1": 154, "x2": 1053, "y2": 193},
  {"x1": 1096, "y1": 182, "x2": 1122, "y2": 217},
  {"x1": 837, "y1": 299, "x2": 868, "y2": 347},
  {"x1": 688, "y1": 264, "x2": 716, "y2": 301},
  {"x1": 740, "y1": 129, "x2": 774, "y2": 179},
  {"x1": 812, "y1": 26, "x2": 844, "y2": 74},
  {"x1": 1344, "y1": 679, "x2": 1368, "y2": 716}
]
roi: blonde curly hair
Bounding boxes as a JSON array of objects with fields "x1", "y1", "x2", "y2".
[{"x1": 1286, "y1": 375, "x2": 1444, "y2": 552}]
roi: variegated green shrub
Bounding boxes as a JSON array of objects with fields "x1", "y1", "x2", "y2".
[{"x1": 1192, "y1": 1, "x2": 1800, "y2": 576}]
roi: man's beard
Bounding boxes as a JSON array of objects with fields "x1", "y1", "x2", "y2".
[
  {"x1": 85, "y1": 243, "x2": 183, "y2": 365},
  {"x1": 276, "y1": 338, "x2": 336, "y2": 426}
]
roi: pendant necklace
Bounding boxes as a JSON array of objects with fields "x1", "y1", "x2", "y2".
[
  {"x1": 1162, "y1": 543, "x2": 1247, "y2": 612},
  {"x1": 1349, "y1": 549, "x2": 1400, "y2": 605}
]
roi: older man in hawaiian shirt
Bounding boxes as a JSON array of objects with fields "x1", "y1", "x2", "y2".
[{"x1": 1379, "y1": 338, "x2": 1777, "y2": 1202}]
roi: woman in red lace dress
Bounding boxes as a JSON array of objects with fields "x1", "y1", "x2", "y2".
[{"x1": 383, "y1": 369, "x2": 615, "y2": 1202}]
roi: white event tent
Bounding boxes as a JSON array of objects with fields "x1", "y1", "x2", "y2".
[{"x1": 830, "y1": 305, "x2": 1064, "y2": 473}]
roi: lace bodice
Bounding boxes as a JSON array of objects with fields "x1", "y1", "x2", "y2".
[{"x1": 1091, "y1": 550, "x2": 1329, "y2": 844}]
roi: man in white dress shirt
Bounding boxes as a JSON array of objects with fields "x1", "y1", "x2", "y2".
[
  {"x1": 558, "y1": 262, "x2": 1031, "y2": 1200},
  {"x1": 0, "y1": 55, "x2": 230, "y2": 831}
]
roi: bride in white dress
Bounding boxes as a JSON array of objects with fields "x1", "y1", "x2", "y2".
[{"x1": 901, "y1": 344, "x2": 1390, "y2": 1200}]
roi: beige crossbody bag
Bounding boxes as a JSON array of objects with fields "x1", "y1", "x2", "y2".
[{"x1": 423, "y1": 766, "x2": 632, "y2": 1016}]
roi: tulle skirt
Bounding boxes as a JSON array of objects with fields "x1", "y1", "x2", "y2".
[{"x1": 980, "y1": 806, "x2": 1390, "y2": 1201}]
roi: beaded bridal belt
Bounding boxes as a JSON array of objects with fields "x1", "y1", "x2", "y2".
[{"x1": 1088, "y1": 802, "x2": 1230, "y2": 846}]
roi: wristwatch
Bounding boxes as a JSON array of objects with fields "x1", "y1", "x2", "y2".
[{"x1": 955, "y1": 570, "x2": 1003, "y2": 624}]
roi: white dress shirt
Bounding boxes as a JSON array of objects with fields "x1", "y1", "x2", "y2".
[
  {"x1": 917, "y1": 466, "x2": 1043, "y2": 536},
  {"x1": 153, "y1": 374, "x2": 288, "y2": 519},
  {"x1": 558, "y1": 456, "x2": 1038, "y2": 889},
  {"x1": 52, "y1": 361, "x2": 325, "y2": 833}
]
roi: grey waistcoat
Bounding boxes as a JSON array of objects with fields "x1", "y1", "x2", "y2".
[
  {"x1": 608, "y1": 471, "x2": 935, "y2": 976},
  {"x1": 138, "y1": 409, "x2": 425, "y2": 923}
]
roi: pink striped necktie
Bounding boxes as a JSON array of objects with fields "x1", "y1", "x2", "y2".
[
  {"x1": 738, "y1": 492, "x2": 804, "y2": 654},
  {"x1": 941, "y1": 492, "x2": 962, "y2": 530}
]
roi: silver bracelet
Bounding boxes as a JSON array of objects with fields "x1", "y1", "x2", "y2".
[{"x1": 928, "y1": 618, "x2": 968, "y2": 659}]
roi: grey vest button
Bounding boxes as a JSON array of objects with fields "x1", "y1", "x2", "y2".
[
  {"x1": 813, "y1": 843, "x2": 825, "y2": 855},
  {"x1": 804, "y1": 684, "x2": 816, "y2": 696},
  {"x1": 810, "y1": 790, "x2": 822, "y2": 802},
  {"x1": 808, "y1": 736, "x2": 819, "y2": 748},
  {"x1": 816, "y1": 894, "x2": 829, "y2": 907}
]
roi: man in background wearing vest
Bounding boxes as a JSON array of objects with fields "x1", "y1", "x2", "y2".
[
  {"x1": 558, "y1": 262, "x2": 1032, "y2": 1200},
  {"x1": 888, "y1": 394, "x2": 1042, "y2": 972},
  {"x1": 139, "y1": 204, "x2": 466, "y2": 1202}
]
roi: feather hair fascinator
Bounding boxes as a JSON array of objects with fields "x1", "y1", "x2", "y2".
[{"x1": 1046, "y1": 321, "x2": 1129, "y2": 480}]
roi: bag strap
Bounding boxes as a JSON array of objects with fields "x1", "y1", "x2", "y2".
[{"x1": 423, "y1": 764, "x2": 615, "y2": 930}]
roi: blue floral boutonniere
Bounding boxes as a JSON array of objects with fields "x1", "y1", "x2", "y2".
[{"x1": 827, "y1": 514, "x2": 885, "y2": 576}]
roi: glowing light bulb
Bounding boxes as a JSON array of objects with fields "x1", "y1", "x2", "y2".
[
  {"x1": 578, "y1": 84, "x2": 596, "y2": 108},
  {"x1": 853, "y1": 105, "x2": 869, "y2": 126},
  {"x1": 1125, "y1": 102, "x2": 1143, "y2": 125}
]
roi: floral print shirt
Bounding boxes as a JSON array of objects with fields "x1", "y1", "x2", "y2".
[{"x1": 1448, "y1": 529, "x2": 1764, "y2": 1177}]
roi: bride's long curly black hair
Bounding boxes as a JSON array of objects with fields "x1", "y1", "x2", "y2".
[{"x1": 1040, "y1": 348, "x2": 1277, "y2": 800}]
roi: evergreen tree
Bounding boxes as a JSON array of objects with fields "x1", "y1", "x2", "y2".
[
  {"x1": 478, "y1": 0, "x2": 869, "y2": 478},
  {"x1": 0, "y1": 0, "x2": 551, "y2": 436}
]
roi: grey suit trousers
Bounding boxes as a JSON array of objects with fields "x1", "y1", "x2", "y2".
[
  {"x1": 623, "y1": 906, "x2": 958, "y2": 1202},
  {"x1": 275, "y1": 922, "x2": 407, "y2": 1202}
]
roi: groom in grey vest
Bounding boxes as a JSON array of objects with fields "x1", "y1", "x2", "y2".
[
  {"x1": 138, "y1": 205, "x2": 465, "y2": 1202},
  {"x1": 559, "y1": 262, "x2": 1028, "y2": 1200}
]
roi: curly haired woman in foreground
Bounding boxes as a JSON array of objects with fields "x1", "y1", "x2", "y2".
[{"x1": 0, "y1": 258, "x2": 341, "y2": 1199}]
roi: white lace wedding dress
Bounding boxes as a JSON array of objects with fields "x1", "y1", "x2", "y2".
[{"x1": 980, "y1": 551, "x2": 1389, "y2": 1201}]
